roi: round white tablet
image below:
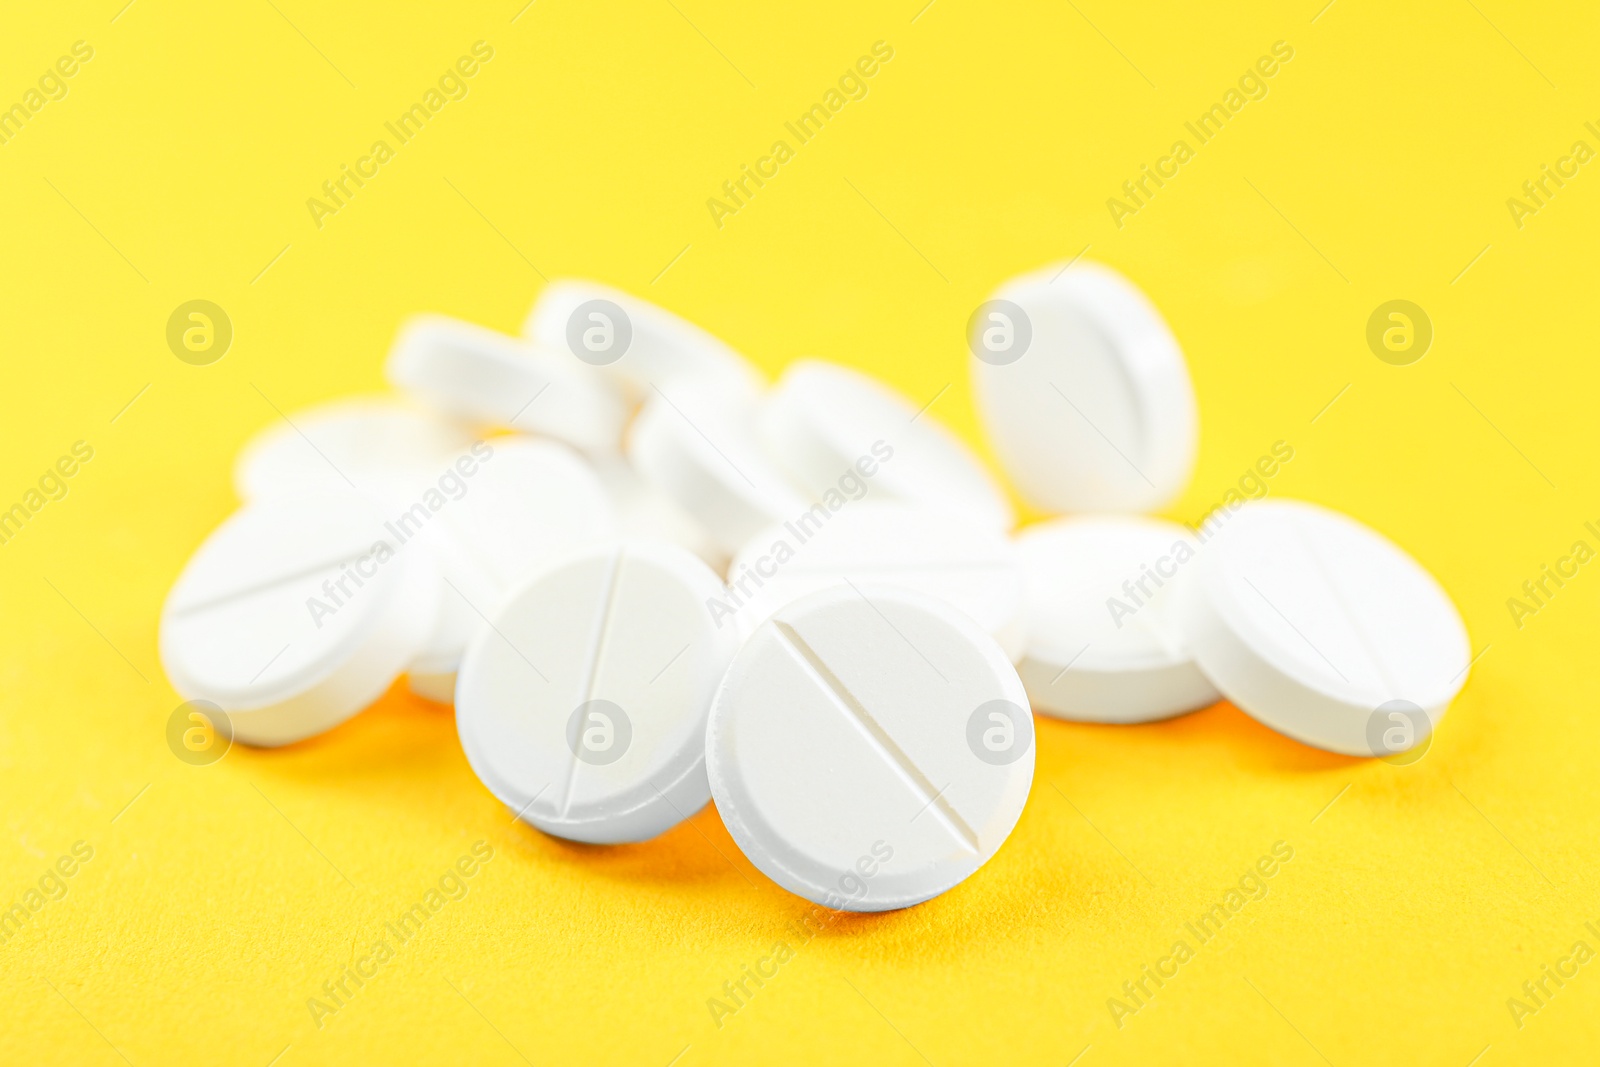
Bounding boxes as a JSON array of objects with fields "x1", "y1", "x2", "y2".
[
  {"x1": 761, "y1": 359, "x2": 1013, "y2": 532},
  {"x1": 234, "y1": 397, "x2": 474, "y2": 502},
  {"x1": 455, "y1": 541, "x2": 740, "y2": 844},
  {"x1": 723, "y1": 502, "x2": 1028, "y2": 660},
  {"x1": 589, "y1": 454, "x2": 725, "y2": 571},
  {"x1": 400, "y1": 437, "x2": 616, "y2": 704},
  {"x1": 160, "y1": 491, "x2": 440, "y2": 746},
  {"x1": 525, "y1": 279, "x2": 762, "y2": 400},
  {"x1": 386, "y1": 314, "x2": 628, "y2": 453},
  {"x1": 1175, "y1": 499, "x2": 1470, "y2": 756},
  {"x1": 627, "y1": 388, "x2": 810, "y2": 558},
  {"x1": 706, "y1": 585, "x2": 1034, "y2": 911},
  {"x1": 969, "y1": 261, "x2": 1197, "y2": 513},
  {"x1": 1015, "y1": 516, "x2": 1218, "y2": 723}
]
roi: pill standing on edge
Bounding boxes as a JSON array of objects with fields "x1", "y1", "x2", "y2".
[
  {"x1": 706, "y1": 585, "x2": 1034, "y2": 911},
  {"x1": 1174, "y1": 499, "x2": 1470, "y2": 756},
  {"x1": 761, "y1": 359, "x2": 1014, "y2": 533},
  {"x1": 160, "y1": 490, "x2": 440, "y2": 746},
  {"x1": 455, "y1": 541, "x2": 740, "y2": 844},
  {"x1": 723, "y1": 501, "x2": 1029, "y2": 660},
  {"x1": 386, "y1": 314, "x2": 628, "y2": 453},
  {"x1": 970, "y1": 261, "x2": 1198, "y2": 514},
  {"x1": 1015, "y1": 516, "x2": 1219, "y2": 723}
]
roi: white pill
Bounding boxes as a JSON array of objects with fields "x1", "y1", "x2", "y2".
[
  {"x1": 386, "y1": 314, "x2": 628, "y2": 453},
  {"x1": 525, "y1": 279, "x2": 762, "y2": 400},
  {"x1": 160, "y1": 491, "x2": 440, "y2": 746},
  {"x1": 1015, "y1": 516, "x2": 1218, "y2": 723},
  {"x1": 722, "y1": 502, "x2": 1028, "y2": 660},
  {"x1": 589, "y1": 453, "x2": 726, "y2": 572},
  {"x1": 761, "y1": 359, "x2": 1013, "y2": 532},
  {"x1": 1175, "y1": 499, "x2": 1470, "y2": 756},
  {"x1": 706, "y1": 585, "x2": 1033, "y2": 911},
  {"x1": 234, "y1": 397, "x2": 474, "y2": 502},
  {"x1": 969, "y1": 261, "x2": 1197, "y2": 513},
  {"x1": 399, "y1": 437, "x2": 616, "y2": 704},
  {"x1": 455, "y1": 541, "x2": 739, "y2": 844},
  {"x1": 627, "y1": 387, "x2": 810, "y2": 558}
]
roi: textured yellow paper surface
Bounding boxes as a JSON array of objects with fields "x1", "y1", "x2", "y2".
[{"x1": 2, "y1": 1, "x2": 1597, "y2": 1063}]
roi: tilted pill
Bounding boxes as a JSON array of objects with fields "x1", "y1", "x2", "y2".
[
  {"x1": 1174, "y1": 499, "x2": 1470, "y2": 756},
  {"x1": 970, "y1": 261, "x2": 1197, "y2": 514},
  {"x1": 160, "y1": 490, "x2": 439, "y2": 746}
]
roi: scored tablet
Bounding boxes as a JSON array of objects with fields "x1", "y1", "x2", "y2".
[
  {"x1": 160, "y1": 490, "x2": 440, "y2": 746},
  {"x1": 1176, "y1": 499, "x2": 1471, "y2": 756},
  {"x1": 455, "y1": 541, "x2": 740, "y2": 844},
  {"x1": 706, "y1": 585, "x2": 1034, "y2": 911}
]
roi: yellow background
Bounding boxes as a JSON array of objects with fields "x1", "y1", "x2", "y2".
[{"x1": 2, "y1": 0, "x2": 1597, "y2": 1062}]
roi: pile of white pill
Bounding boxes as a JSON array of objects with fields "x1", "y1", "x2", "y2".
[{"x1": 160, "y1": 264, "x2": 1471, "y2": 911}]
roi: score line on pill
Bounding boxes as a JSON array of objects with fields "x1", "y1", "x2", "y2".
[
  {"x1": 707, "y1": 585, "x2": 1033, "y2": 910},
  {"x1": 1176, "y1": 499, "x2": 1470, "y2": 756},
  {"x1": 160, "y1": 490, "x2": 440, "y2": 746},
  {"x1": 456, "y1": 541, "x2": 740, "y2": 843}
]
